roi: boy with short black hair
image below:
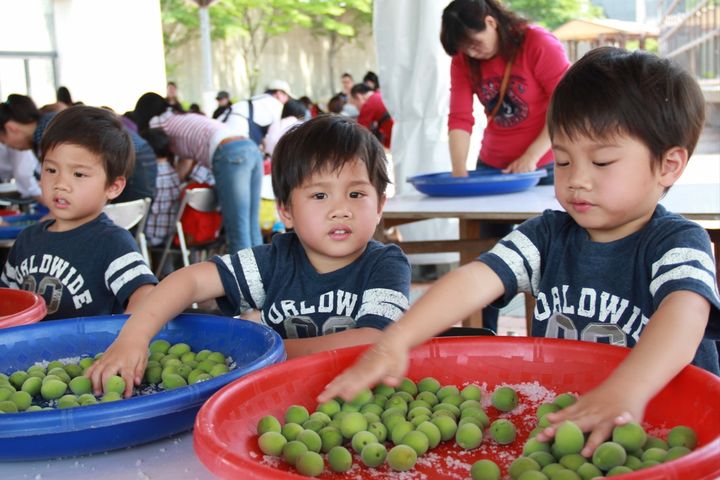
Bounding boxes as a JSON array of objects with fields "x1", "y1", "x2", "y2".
[
  {"x1": 87, "y1": 115, "x2": 411, "y2": 397},
  {"x1": 140, "y1": 127, "x2": 181, "y2": 248},
  {"x1": 0, "y1": 106, "x2": 157, "y2": 319},
  {"x1": 319, "y1": 47, "x2": 720, "y2": 455}
]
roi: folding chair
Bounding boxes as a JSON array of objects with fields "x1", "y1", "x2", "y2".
[
  {"x1": 103, "y1": 197, "x2": 151, "y2": 264},
  {"x1": 155, "y1": 186, "x2": 223, "y2": 277}
]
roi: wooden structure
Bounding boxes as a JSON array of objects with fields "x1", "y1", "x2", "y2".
[{"x1": 553, "y1": 18, "x2": 659, "y2": 61}]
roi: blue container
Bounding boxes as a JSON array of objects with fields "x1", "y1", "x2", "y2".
[
  {"x1": 0, "y1": 214, "x2": 42, "y2": 239},
  {"x1": 408, "y1": 169, "x2": 547, "y2": 197},
  {"x1": 0, "y1": 313, "x2": 285, "y2": 461}
]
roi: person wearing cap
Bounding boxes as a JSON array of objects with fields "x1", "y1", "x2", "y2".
[
  {"x1": 265, "y1": 79, "x2": 293, "y2": 104},
  {"x1": 212, "y1": 90, "x2": 232, "y2": 120},
  {"x1": 217, "y1": 79, "x2": 293, "y2": 147}
]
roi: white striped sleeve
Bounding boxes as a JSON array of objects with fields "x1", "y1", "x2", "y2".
[
  {"x1": 357, "y1": 288, "x2": 409, "y2": 322},
  {"x1": 238, "y1": 249, "x2": 266, "y2": 309},
  {"x1": 487, "y1": 229, "x2": 541, "y2": 295},
  {"x1": 105, "y1": 252, "x2": 151, "y2": 292},
  {"x1": 649, "y1": 247, "x2": 720, "y2": 301}
]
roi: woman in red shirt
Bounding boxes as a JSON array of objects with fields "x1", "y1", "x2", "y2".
[
  {"x1": 441, "y1": 0, "x2": 569, "y2": 331},
  {"x1": 441, "y1": 0, "x2": 569, "y2": 179}
]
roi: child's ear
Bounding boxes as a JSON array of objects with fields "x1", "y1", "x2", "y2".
[
  {"x1": 376, "y1": 194, "x2": 387, "y2": 218},
  {"x1": 659, "y1": 147, "x2": 688, "y2": 188},
  {"x1": 105, "y1": 176, "x2": 127, "y2": 201},
  {"x1": 277, "y1": 201, "x2": 294, "y2": 229}
]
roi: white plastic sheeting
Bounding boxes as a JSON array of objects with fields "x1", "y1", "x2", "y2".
[{"x1": 374, "y1": 0, "x2": 459, "y2": 265}]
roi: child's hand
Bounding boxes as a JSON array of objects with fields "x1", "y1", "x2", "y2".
[
  {"x1": 86, "y1": 336, "x2": 148, "y2": 398},
  {"x1": 535, "y1": 385, "x2": 646, "y2": 457},
  {"x1": 317, "y1": 340, "x2": 410, "y2": 403}
]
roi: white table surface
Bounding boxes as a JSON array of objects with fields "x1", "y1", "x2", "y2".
[
  {"x1": 384, "y1": 184, "x2": 720, "y2": 221},
  {"x1": 3, "y1": 432, "x2": 217, "y2": 480}
]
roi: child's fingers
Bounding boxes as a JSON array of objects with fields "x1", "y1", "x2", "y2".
[
  {"x1": 319, "y1": 365, "x2": 381, "y2": 402},
  {"x1": 134, "y1": 362, "x2": 146, "y2": 387},
  {"x1": 121, "y1": 368, "x2": 135, "y2": 398},
  {"x1": 87, "y1": 361, "x2": 109, "y2": 395},
  {"x1": 581, "y1": 422, "x2": 614, "y2": 457},
  {"x1": 319, "y1": 357, "x2": 391, "y2": 402},
  {"x1": 534, "y1": 425, "x2": 557, "y2": 443}
]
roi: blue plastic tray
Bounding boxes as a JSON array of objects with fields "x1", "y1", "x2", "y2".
[
  {"x1": 0, "y1": 213, "x2": 42, "y2": 239},
  {"x1": 407, "y1": 169, "x2": 547, "y2": 197},
  {"x1": 0, "y1": 313, "x2": 285, "y2": 461}
]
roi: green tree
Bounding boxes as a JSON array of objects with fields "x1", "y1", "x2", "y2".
[
  {"x1": 505, "y1": 0, "x2": 603, "y2": 30},
  {"x1": 161, "y1": 0, "x2": 203, "y2": 78},
  {"x1": 304, "y1": 0, "x2": 373, "y2": 93},
  {"x1": 160, "y1": 0, "x2": 373, "y2": 95}
]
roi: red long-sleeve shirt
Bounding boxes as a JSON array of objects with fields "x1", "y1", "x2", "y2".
[{"x1": 448, "y1": 25, "x2": 569, "y2": 169}]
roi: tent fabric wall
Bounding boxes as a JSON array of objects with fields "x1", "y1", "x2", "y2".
[{"x1": 374, "y1": 0, "x2": 460, "y2": 265}]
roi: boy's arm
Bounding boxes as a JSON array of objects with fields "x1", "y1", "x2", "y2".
[
  {"x1": 125, "y1": 284, "x2": 155, "y2": 313},
  {"x1": 318, "y1": 261, "x2": 505, "y2": 402},
  {"x1": 284, "y1": 327, "x2": 383, "y2": 359},
  {"x1": 538, "y1": 290, "x2": 710, "y2": 455},
  {"x1": 87, "y1": 262, "x2": 225, "y2": 397}
]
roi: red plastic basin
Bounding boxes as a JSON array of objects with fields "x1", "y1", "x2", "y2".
[
  {"x1": 0, "y1": 288, "x2": 47, "y2": 328},
  {"x1": 193, "y1": 337, "x2": 720, "y2": 480}
]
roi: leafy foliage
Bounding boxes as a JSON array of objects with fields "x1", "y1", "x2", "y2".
[
  {"x1": 161, "y1": 0, "x2": 373, "y2": 94},
  {"x1": 505, "y1": 0, "x2": 603, "y2": 30}
]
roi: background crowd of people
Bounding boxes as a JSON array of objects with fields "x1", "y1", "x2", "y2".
[{"x1": 0, "y1": 69, "x2": 397, "y2": 277}]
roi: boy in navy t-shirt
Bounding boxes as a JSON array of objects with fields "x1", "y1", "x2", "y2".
[
  {"x1": 88, "y1": 115, "x2": 411, "y2": 397},
  {"x1": 0, "y1": 106, "x2": 157, "y2": 319},
  {"x1": 319, "y1": 47, "x2": 720, "y2": 456}
]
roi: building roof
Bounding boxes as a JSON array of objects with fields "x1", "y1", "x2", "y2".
[{"x1": 553, "y1": 18, "x2": 659, "y2": 42}]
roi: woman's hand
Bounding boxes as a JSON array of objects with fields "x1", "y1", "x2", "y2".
[
  {"x1": 317, "y1": 338, "x2": 410, "y2": 403},
  {"x1": 451, "y1": 165, "x2": 470, "y2": 177},
  {"x1": 502, "y1": 153, "x2": 539, "y2": 174},
  {"x1": 86, "y1": 335, "x2": 149, "y2": 398},
  {"x1": 535, "y1": 384, "x2": 646, "y2": 457}
]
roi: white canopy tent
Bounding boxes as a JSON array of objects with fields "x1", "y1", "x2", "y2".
[{"x1": 374, "y1": 0, "x2": 485, "y2": 266}]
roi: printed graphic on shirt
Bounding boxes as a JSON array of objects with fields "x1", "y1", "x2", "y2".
[
  {"x1": 2, "y1": 252, "x2": 149, "y2": 315},
  {"x1": 256, "y1": 286, "x2": 407, "y2": 338},
  {"x1": 534, "y1": 285, "x2": 649, "y2": 345},
  {"x1": 261, "y1": 289, "x2": 359, "y2": 325},
  {"x1": 283, "y1": 316, "x2": 357, "y2": 339},
  {"x1": 478, "y1": 74, "x2": 528, "y2": 128},
  {"x1": 481, "y1": 212, "x2": 719, "y2": 350}
]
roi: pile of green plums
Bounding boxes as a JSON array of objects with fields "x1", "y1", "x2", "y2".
[
  {"x1": 256, "y1": 377, "x2": 528, "y2": 477},
  {"x1": 0, "y1": 339, "x2": 232, "y2": 413},
  {"x1": 497, "y1": 391, "x2": 700, "y2": 480},
  {"x1": 256, "y1": 382, "x2": 702, "y2": 479}
]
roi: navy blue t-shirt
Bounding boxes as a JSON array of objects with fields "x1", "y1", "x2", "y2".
[
  {"x1": 0, "y1": 214, "x2": 158, "y2": 319},
  {"x1": 479, "y1": 206, "x2": 720, "y2": 374},
  {"x1": 210, "y1": 232, "x2": 411, "y2": 339}
]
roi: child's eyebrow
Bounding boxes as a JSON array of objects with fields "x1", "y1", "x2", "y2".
[
  {"x1": 552, "y1": 142, "x2": 621, "y2": 152},
  {"x1": 42, "y1": 157, "x2": 96, "y2": 170},
  {"x1": 303, "y1": 179, "x2": 373, "y2": 189}
]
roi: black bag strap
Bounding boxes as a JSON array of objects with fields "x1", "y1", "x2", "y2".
[
  {"x1": 220, "y1": 106, "x2": 232, "y2": 123},
  {"x1": 377, "y1": 111, "x2": 391, "y2": 128},
  {"x1": 247, "y1": 99, "x2": 254, "y2": 122}
]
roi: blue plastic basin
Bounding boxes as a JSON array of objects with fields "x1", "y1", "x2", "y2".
[
  {"x1": 407, "y1": 169, "x2": 547, "y2": 197},
  {"x1": 0, "y1": 213, "x2": 42, "y2": 239},
  {"x1": 0, "y1": 313, "x2": 285, "y2": 461}
]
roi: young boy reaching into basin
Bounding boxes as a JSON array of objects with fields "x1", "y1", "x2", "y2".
[
  {"x1": 88, "y1": 115, "x2": 411, "y2": 397},
  {"x1": 318, "y1": 47, "x2": 720, "y2": 456},
  {"x1": 0, "y1": 106, "x2": 157, "y2": 319}
]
